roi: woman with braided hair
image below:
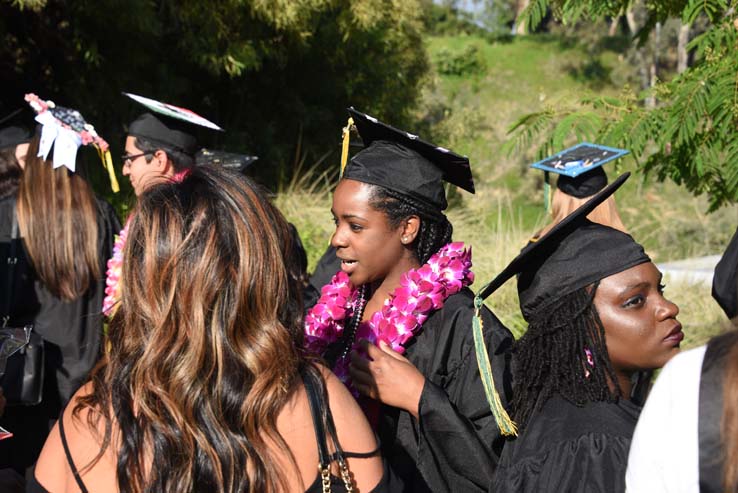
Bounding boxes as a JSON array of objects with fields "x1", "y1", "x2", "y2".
[
  {"x1": 478, "y1": 174, "x2": 683, "y2": 492},
  {"x1": 304, "y1": 109, "x2": 515, "y2": 493}
]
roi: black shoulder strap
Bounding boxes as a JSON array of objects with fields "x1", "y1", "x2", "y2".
[
  {"x1": 2, "y1": 201, "x2": 18, "y2": 327},
  {"x1": 58, "y1": 414, "x2": 90, "y2": 493},
  {"x1": 699, "y1": 332, "x2": 737, "y2": 492},
  {"x1": 302, "y1": 367, "x2": 333, "y2": 469}
]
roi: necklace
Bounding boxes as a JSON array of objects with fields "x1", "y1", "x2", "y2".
[
  {"x1": 304, "y1": 242, "x2": 474, "y2": 393},
  {"x1": 340, "y1": 285, "x2": 366, "y2": 359}
]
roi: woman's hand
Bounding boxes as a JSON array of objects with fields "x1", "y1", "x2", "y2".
[{"x1": 349, "y1": 340, "x2": 426, "y2": 418}]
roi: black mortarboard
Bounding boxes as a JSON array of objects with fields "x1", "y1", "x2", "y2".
[
  {"x1": 124, "y1": 92, "x2": 222, "y2": 156},
  {"x1": 713, "y1": 227, "x2": 738, "y2": 319},
  {"x1": 0, "y1": 108, "x2": 33, "y2": 151},
  {"x1": 0, "y1": 126, "x2": 31, "y2": 151},
  {"x1": 531, "y1": 143, "x2": 629, "y2": 199},
  {"x1": 342, "y1": 108, "x2": 474, "y2": 212},
  {"x1": 477, "y1": 172, "x2": 649, "y2": 320},
  {"x1": 195, "y1": 149, "x2": 259, "y2": 173}
]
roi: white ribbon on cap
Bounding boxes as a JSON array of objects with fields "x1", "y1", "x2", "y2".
[{"x1": 35, "y1": 111, "x2": 82, "y2": 173}]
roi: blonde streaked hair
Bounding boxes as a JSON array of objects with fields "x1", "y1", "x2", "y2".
[
  {"x1": 78, "y1": 165, "x2": 308, "y2": 493},
  {"x1": 537, "y1": 187, "x2": 628, "y2": 238},
  {"x1": 16, "y1": 134, "x2": 101, "y2": 300}
]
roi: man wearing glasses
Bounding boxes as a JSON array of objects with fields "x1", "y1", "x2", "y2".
[{"x1": 120, "y1": 93, "x2": 222, "y2": 196}]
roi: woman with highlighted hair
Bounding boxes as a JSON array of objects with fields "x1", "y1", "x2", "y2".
[
  {"x1": 304, "y1": 109, "x2": 515, "y2": 492},
  {"x1": 32, "y1": 165, "x2": 389, "y2": 493},
  {"x1": 0, "y1": 95, "x2": 120, "y2": 476}
]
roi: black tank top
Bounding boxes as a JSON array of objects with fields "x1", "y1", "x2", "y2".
[{"x1": 29, "y1": 370, "x2": 396, "y2": 493}]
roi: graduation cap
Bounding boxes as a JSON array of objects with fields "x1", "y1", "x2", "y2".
[
  {"x1": 25, "y1": 93, "x2": 119, "y2": 192},
  {"x1": 532, "y1": 142, "x2": 629, "y2": 205},
  {"x1": 0, "y1": 108, "x2": 32, "y2": 151},
  {"x1": 341, "y1": 108, "x2": 474, "y2": 212},
  {"x1": 195, "y1": 148, "x2": 258, "y2": 173},
  {"x1": 124, "y1": 92, "x2": 223, "y2": 156},
  {"x1": 471, "y1": 172, "x2": 649, "y2": 437}
]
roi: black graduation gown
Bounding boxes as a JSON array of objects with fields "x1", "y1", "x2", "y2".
[
  {"x1": 377, "y1": 288, "x2": 514, "y2": 493},
  {"x1": 713, "y1": 227, "x2": 738, "y2": 319},
  {"x1": 492, "y1": 394, "x2": 641, "y2": 493},
  {"x1": 0, "y1": 194, "x2": 120, "y2": 471}
]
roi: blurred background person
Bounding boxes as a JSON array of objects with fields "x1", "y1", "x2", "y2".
[{"x1": 0, "y1": 95, "x2": 120, "y2": 479}]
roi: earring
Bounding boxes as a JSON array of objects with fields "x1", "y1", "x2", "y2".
[{"x1": 401, "y1": 236, "x2": 408, "y2": 243}]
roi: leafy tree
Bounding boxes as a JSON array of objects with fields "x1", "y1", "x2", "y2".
[
  {"x1": 506, "y1": 0, "x2": 738, "y2": 210},
  {"x1": 1, "y1": 0, "x2": 428, "y2": 201}
]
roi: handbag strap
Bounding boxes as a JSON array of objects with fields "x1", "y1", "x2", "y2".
[
  {"x1": 2, "y1": 201, "x2": 18, "y2": 327},
  {"x1": 302, "y1": 367, "x2": 355, "y2": 493}
]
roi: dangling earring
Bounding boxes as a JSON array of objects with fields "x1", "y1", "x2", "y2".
[{"x1": 583, "y1": 348, "x2": 595, "y2": 378}]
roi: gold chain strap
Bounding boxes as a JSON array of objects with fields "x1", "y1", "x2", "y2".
[
  {"x1": 319, "y1": 458, "x2": 355, "y2": 492},
  {"x1": 321, "y1": 465, "x2": 331, "y2": 493},
  {"x1": 338, "y1": 457, "x2": 354, "y2": 492}
]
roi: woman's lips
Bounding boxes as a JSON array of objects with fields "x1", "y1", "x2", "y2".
[
  {"x1": 340, "y1": 259, "x2": 357, "y2": 274},
  {"x1": 663, "y1": 323, "x2": 684, "y2": 345}
]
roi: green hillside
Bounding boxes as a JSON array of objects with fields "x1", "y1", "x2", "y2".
[{"x1": 280, "y1": 33, "x2": 738, "y2": 344}]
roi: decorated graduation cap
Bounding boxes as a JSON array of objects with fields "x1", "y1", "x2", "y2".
[
  {"x1": 471, "y1": 172, "x2": 649, "y2": 437},
  {"x1": 195, "y1": 148, "x2": 258, "y2": 173},
  {"x1": 0, "y1": 108, "x2": 32, "y2": 151},
  {"x1": 124, "y1": 92, "x2": 223, "y2": 157},
  {"x1": 532, "y1": 142, "x2": 629, "y2": 206},
  {"x1": 340, "y1": 107, "x2": 474, "y2": 212},
  {"x1": 25, "y1": 93, "x2": 119, "y2": 193}
]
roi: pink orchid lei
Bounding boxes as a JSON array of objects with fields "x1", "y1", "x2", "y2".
[
  {"x1": 304, "y1": 242, "x2": 474, "y2": 391},
  {"x1": 102, "y1": 218, "x2": 130, "y2": 317}
]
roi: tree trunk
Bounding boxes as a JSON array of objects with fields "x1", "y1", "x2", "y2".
[
  {"x1": 608, "y1": 15, "x2": 621, "y2": 36},
  {"x1": 645, "y1": 22, "x2": 661, "y2": 108},
  {"x1": 677, "y1": 23, "x2": 690, "y2": 73},
  {"x1": 514, "y1": 0, "x2": 530, "y2": 35},
  {"x1": 625, "y1": 9, "x2": 637, "y2": 35}
]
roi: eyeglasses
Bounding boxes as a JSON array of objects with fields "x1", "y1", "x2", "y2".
[{"x1": 121, "y1": 152, "x2": 153, "y2": 167}]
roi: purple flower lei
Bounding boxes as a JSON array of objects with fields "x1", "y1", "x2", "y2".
[{"x1": 304, "y1": 242, "x2": 474, "y2": 391}]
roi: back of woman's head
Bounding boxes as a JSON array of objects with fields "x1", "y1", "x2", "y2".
[
  {"x1": 544, "y1": 189, "x2": 628, "y2": 236},
  {"x1": 93, "y1": 165, "x2": 305, "y2": 493},
  {"x1": 0, "y1": 146, "x2": 22, "y2": 200},
  {"x1": 16, "y1": 134, "x2": 100, "y2": 300}
]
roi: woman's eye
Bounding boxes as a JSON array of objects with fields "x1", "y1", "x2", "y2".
[
  {"x1": 331, "y1": 216, "x2": 338, "y2": 226},
  {"x1": 658, "y1": 283, "x2": 666, "y2": 294},
  {"x1": 623, "y1": 295, "x2": 645, "y2": 308},
  {"x1": 349, "y1": 223, "x2": 363, "y2": 232}
]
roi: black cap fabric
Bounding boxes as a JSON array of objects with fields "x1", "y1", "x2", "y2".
[
  {"x1": 477, "y1": 172, "x2": 650, "y2": 320},
  {"x1": 557, "y1": 166, "x2": 608, "y2": 198},
  {"x1": 195, "y1": 148, "x2": 258, "y2": 173},
  {"x1": 124, "y1": 92, "x2": 223, "y2": 157},
  {"x1": 128, "y1": 112, "x2": 198, "y2": 156},
  {"x1": 712, "y1": 227, "x2": 738, "y2": 319},
  {"x1": 343, "y1": 108, "x2": 474, "y2": 212},
  {"x1": 0, "y1": 126, "x2": 31, "y2": 151}
]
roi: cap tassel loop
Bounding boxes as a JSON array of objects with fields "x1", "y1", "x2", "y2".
[
  {"x1": 473, "y1": 291, "x2": 517, "y2": 437},
  {"x1": 339, "y1": 117, "x2": 354, "y2": 178},
  {"x1": 97, "y1": 146, "x2": 120, "y2": 193}
]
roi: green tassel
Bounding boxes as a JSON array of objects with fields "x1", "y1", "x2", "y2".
[{"x1": 473, "y1": 289, "x2": 517, "y2": 437}]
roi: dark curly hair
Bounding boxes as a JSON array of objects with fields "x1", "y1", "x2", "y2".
[
  {"x1": 511, "y1": 282, "x2": 621, "y2": 429},
  {"x1": 366, "y1": 185, "x2": 453, "y2": 264}
]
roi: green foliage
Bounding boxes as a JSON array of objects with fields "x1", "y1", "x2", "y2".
[
  {"x1": 507, "y1": 0, "x2": 738, "y2": 210},
  {"x1": 0, "y1": 0, "x2": 429, "y2": 206},
  {"x1": 434, "y1": 44, "x2": 488, "y2": 76}
]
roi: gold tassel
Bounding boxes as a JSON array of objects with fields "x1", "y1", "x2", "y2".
[
  {"x1": 473, "y1": 291, "x2": 518, "y2": 436},
  {"x1": 340, "y1": 117, "x2": 354, "y2": 177},
  {"x1": 96, "y1": 147, "x2": 120, "y2": 193}
]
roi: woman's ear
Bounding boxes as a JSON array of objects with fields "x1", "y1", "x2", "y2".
[{"x1": 400, "y1": 216, "x2": 420, "y2": 245}]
